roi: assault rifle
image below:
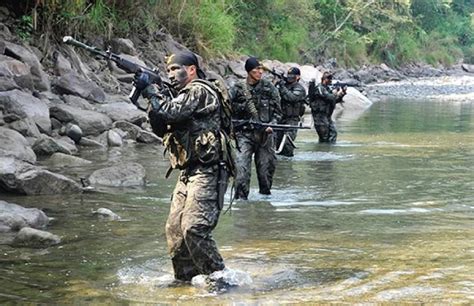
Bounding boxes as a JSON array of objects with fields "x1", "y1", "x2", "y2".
[
  {"x1": 262, "y1": 66, "x2": 287, "y2": 82},
  {"x1": 62, "y1": 36, "x2": 167, "y2": 110},
  {"x1": 329, "y1": 82, "x2": 358, "y2": 91},
  {"x1": 232, "y1": 119, "x2": 309, "y2": 131}
]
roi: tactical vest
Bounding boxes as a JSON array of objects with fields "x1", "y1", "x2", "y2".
[
  {"x1": 281, "y1": 83, "x2": 306, "y2": 119},
  {"x1": 249, "y1": 79, "x2": 277, "y2": 123},
  {"x1": 161, "y1": 79, "x2": 235, "y2": 177}
]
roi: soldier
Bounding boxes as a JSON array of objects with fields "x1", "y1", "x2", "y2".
[
  {"x1": 134, "y1": 51, "x2": 234, "y2": 284},
  {"x1": 308, "y1": 72, "x2": 346, "y2": 143},
  {"x1": 274, "y1": 67, "x2": 306, "y2": 157},
  {"x1": 229, "y1": 57, "x2": 282, "y2": 200}
]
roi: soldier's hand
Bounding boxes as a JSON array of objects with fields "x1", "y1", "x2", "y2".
[
  {"x1": 133, "y1": 70, "x2": 152, "y2": 91},
  {"x1": 265, "y1": 127, "x2": 273, "y2": 133}
]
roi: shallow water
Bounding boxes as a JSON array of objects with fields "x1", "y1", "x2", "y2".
[{"x1": 1, "y1": 99, "x2": 473, "y2": 303}]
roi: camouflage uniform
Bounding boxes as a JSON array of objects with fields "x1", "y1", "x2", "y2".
[
  {"x1": 275, "y1": 81, "x2": 306, "y2": 156},
  {"x1": 229, "y1": 78, "x2": 281, "y2": 199},
  {"x1": 308, "y1": 81, "x2": 344, "y2": 143},
  {"x1": 146, "y1": 79, "x2": 233, "y2": 281}
]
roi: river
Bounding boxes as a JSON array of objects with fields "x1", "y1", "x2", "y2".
[{"x1": 0, "y1": 98, "x2": 473, "y2": 303}]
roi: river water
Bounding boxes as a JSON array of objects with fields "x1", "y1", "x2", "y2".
[{"x1": 1, "y1": 99, "x2": 473, "y2": 303}]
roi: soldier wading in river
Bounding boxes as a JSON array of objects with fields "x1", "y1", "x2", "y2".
[
  {"x1": 274, "y1": 67, "x2": 307, "y2": 157},
  {"x1": 229, "y1": 57, "x2": 282, "y2": 200},
  {"x1": 134, "y1": 51, "x2": 235, "y2": 287},
  {"x1": 308, "y1": 72, "x2": 346, "y2": 143}
]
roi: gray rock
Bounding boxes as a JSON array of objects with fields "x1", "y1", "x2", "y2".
[
  {"x1": 0, "y1": 157, "x2": 82, "y2": 195},
  {"x1": 137, "y1": 129, "x2": 162, "y2": 144},
  {"x1": 0, "y1": 76, "x2": 19, "y2": 91},
  {"x1": 0, "y1": 54, "x2": 30, "y2": 78},
  {"x1": 0, "y1": 89, "x2": 52, "y2": 134},
  {"x1": 49, "y1": 104, "x2": 112, "y2": 136},
  {"x1": 65, "y1": 123, "x2": 82, "y2": 143},
  {"x1": 54, "y1": 137, "x2": 78, "y2": 154},
  {"x1": 0, "y1": 127, "x2": 36, "y2": 163},
  {"x1": 92, "y1": 207, "x2": 121, "y2": 220},
  {"x1": 53, "y1": 51, "x2": 72, "y2": 76},
  {"x1": 78, "y1": 137, "x2": 106, "y2": 148},
  {"x1": 48, "y1": 152, "x2": 92, "y2": 167},
  {"x1": 88, "y1": 162, "x2": 146, "y2": 187},
  {"x1": 98, "y1": 102, "x2": 147, "y2": 125},
  {"x1": 107, "y1": 129, "x2": 123, "y2": 147},
  {"x1": 0, "y1": 201, "x2": 49, "y2": 231},
  {"x1": 62, "y1": 94, "x2": 94, "y2": 110},
  {"x1": 3, "y1": 41, "x2": 50, "y2": 91},
  {"x1": 110, "y1": 38, "x2": 137, "y2": 55},
  {"x1": 112, "y1": 120, "x2": 141, "y2": 140},
  {"x1": 12, "y1": 227, "x2": 60, "y2": 248},
  {"x1": 461, "y1": 63, "x2": 474, "y2": 73},
  {"x1": 8, "y1": 117, "x2": 41, "y2": 137},
  {"x1": 32, "y1": 135, "x2": 71, "y2": 156},
  {"x1": 53, "y1": 71, "x2": 106, "y2": 103},
  {"x1": 228, "y1": 60, "x2": 247, "y2": 78}
]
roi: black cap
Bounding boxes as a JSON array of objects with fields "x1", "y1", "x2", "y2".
[
  {"x1": 167, "y1": 51, "x2": 206, "y2": 78},
  {"x1": 288, "y1": 67, "x2": 301, "y2": 75},
  {"x1": 245, "y1": 57, "x2": 261, "y2": 72}
]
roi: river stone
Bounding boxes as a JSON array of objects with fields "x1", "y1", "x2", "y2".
[
  {"x1": 3, "y1": 42, "x2": 50, "y2": 91},
  {"x1": 8, "y1": 117, "x2": 41, "y2": 138},
  {"x1": 0, "y1": 127, "x2": 36, "y2": 163},
  {"x1": 49, "y1": 104, "x2": 112, "y2": 136},
  {"x1": 137, "y1": 129, "x2": 161, "y2": 144},
  {"x1": 0, "y1": 76, "x2": 19, "y2": 91},
  {"x1": 48, "y1": 152, "x2": 92, "y2": 167},
  {"x1": 112, "y1": 120, "x2": 141, "y2": 140},
  {"x1": 65, "y1": 123, "x2": 82, "y2": 143},
  {"x1": 0, "y1": 201, "x2": 49, "y2": 231},
  {"x1": 110, "y1": 38, "x2": 137, "y2": 55},
  {"x1": 32, "y1": 135, "x2": 71, "y2": 156},
  {"x1": 88, "y1": 162, "x2": 146, "y2": 187},
  {"x1": 0, "y1": 89, "x2": 52, "y2": 134},
  {"x1": 98, "y1": 102, "x2": 147, "y2": 125},
  {"x1": 0, "y1": 157, "x2": 82, "y2": 195},
  {"x1": 461, "y1": 63, "x2": 474, "y2": 73},
  {"x1": 62, "y1": 94, "x2": 94, "y2": 110},
  {"x1": 107, "y1": 129, "x2": 123, "y2": 147},
  {"x1": 12, "y1": 227, "x2": 60, "y2": 248},
  {"x1": 78, "y1": 137, "x2": 106, "y2": 148},
  {"x1": 53, "y1": 51, "x2": 72, "y2": 76},
  {"x1": 53, "y1": 71, "x2": 106, "y2": 103},
  {"x1": 92, "y1": 207, "x2": 121, "y2": 220},
  {"x1": 228, "y1": 60, "x2": 247, "y2": 78}
]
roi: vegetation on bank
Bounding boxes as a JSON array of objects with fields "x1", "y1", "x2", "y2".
[{"x1": 6, "y1": 0, "x2": 474, "y2": 66}]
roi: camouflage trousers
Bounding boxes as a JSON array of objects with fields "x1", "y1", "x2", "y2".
[
  {"x1": 234, "y1": 130, "x2": 276, "y2": 199},
  {"x1": 166, "y1": 164, "x2": 227, "y2": 281},
  {"x1": 275, "y1": 117, "x2": 300, "y2": 157},
  {"x1": 312, "y1": 113, "x2": 337, "y2": 143}
]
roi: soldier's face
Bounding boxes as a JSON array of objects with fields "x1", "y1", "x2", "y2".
[
  {"x1": 248, "y1": 67, "x2": 263, "y2": 82},
  {"x1": 287, "y1": 74, "x2": 299, "y2": 83},
  {"x1": 167, "y1": 64, "x2": 193, "y2": 90}
]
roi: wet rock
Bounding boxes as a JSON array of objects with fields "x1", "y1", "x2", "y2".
[
  {"x1": 32, "y1": 135, "x2": 71, "y2": 156},
  {"x1": 112, "y1": 120, "x2": 141, "y2": 140},
  {"x1": 8, "y1": 117, "x2": 41, "y2": 138},
  {"x1": 48, "y1": 152, "x2": 92, "y2": 167},
  {"x1": 92, "y1": 207, "x2": 121, "y2": 220},
  {"x1": 137, "y1": 129, "x2": 161, "y2": 144},
  {"x1": 98, "y1": 102, "x2": 147, "y2": 125},
  {"x1": 65, "y1": 123, "x2": 82, "y2": 143},
  {"x1": 88, "y1": 162, "x2": 146, "y2": 187},
  {"x1": 0, "y1": 201, "x2": 49, "y2": 231},
  {"x1": 3, "y1": 41, "x2": 50, "y2": 91},
  {"x1": 0, "y1": 157, "x2": 82, "y2": 195},
  {"x1": 0, "y1": 127, "x2": 36, "y2": 163},
  {"x1": 56, "y1": 136, "x2": 78, "y2": 154},
  {"x1": 107, "y1": 129, "x2": 123, "y2": 147},
  {"x1": 12, "y1": 227, "x2": 61, "y2": 248},
  {"x1": 53, "y1": 71, "x2": 106, "y2": 103},
  {"x1": 78, "y1": 137, "x2": 106, "y2": 148},
  {"x1": 49, "y1": 104, "x2": 112, "y2": 136},
  {"x1": 0, "y1": 89, "x2": 52, "y2": 134}
]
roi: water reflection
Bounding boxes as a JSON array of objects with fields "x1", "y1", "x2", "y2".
[{"x1": 0, "y1": 99, "x2": 473, "y2": 303}]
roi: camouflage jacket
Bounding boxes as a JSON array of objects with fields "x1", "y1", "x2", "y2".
[
  {"x1": 147, "y1": 79, "x2": 232, "y2": 171},
  {"x1": 308, "y1": 81, "x2": 343, "y2": 116},
  {"x1": 278, "y1": 81, "x2": 306, "y2": 120},
  {"x1": 229, "y1": 78, "x2": 282, "y2": 124}
]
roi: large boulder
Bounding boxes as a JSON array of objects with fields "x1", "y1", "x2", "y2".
[
  {"x1": 0, "y1": 89, "x2": 51, "y2": 134},
  {"x1": 0, "y1": 201, "x2": 49, "y2": 232},
  {"x1": 52, "y1": 71, "x2": 106, "y2": 103},
  {"x1": 110, "y1": 38, "x2": 137, "y2": 56},
  {"x1": 112, "y1": 120, "x2": 141, "y2": 140},
  {"x1": 7, "y1": 117, "x2": 41, "y2": 137},
  {"x1": 0, "y1": 157, "x2": 82, "y2": 195},
  {"x1": 98, "y1": 102, "x2": 147, "y2": 125},
  {"x1": 47, "y1": 152, "x2": 92, "y2": 168},
  {"x1": 32, "y1": 135, "x2": 72, "y2": 156},
  {"x1": 12, "y1": 227, "x2": 61, "y2": 248},
  {"x1": 88, "y1": 162, "x2": 146, "y2": 187},
  {"x1": 49, "y1": 104, "x2": 112, "y2": 136},
  {"x1": 0, "y1": 127, "x2": 36, "y2": 163},
  {"x1": 2, "y1": 41, "x2": 51, "y2": 91}
]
